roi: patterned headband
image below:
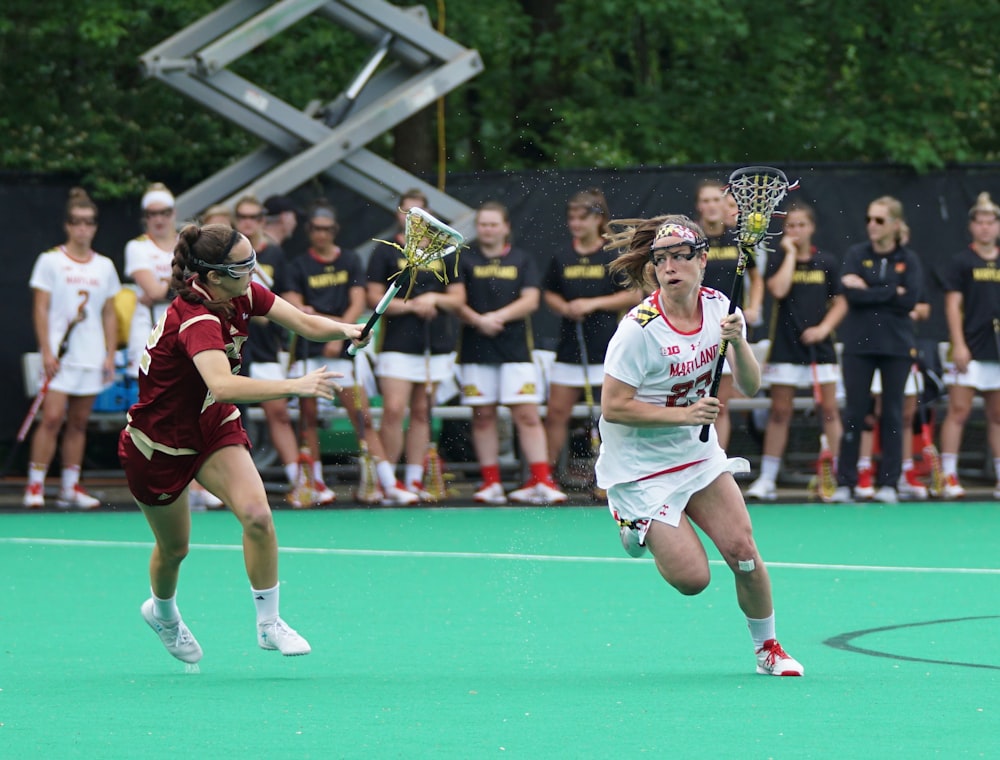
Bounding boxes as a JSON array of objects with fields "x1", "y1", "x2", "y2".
[{"x1": 653, "y1": 223, "x2": 705, "y2": 249}]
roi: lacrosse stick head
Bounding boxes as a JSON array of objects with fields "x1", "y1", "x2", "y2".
[
  {"x1": 725, "y1": 166, "x2": 798, "y2": 247},
  {"x1": 402, "y1": 207, "x2": 465, "y2": 269}
]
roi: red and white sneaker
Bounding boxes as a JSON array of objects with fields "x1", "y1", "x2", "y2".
[
  {"x1": 313, "y1": 483, "x2": 336, "y2": 505},
  {"x1": 755, "y1": 639, "x2": 804, "y2": 676},
  {"x1": 854, "y1": 467, "x2": 875, "y2": 499},
  {"x1": 382, "y1": 481, "x2": 419, "y2": 506},
  {"x1": 473, "y1": 482, "x2": 507, "y2": 505},
  {"x1": 23, "y1": 483, "x2": 44, "y2": 509},
  {"x1": 57, "y1": 485, "x2": 101, "y2": 510},
  {"x1": 942, "y1": 474, "x2": 965, "y2": 500},
  {"x1": 509, "y1": 480, "x2": 567, "y2": 505},
  {"x1": 897, "y1": 470, "x2": 928, "y2": 500},
  {"x1": 407, "y1": 481, "x2": 435, "y2": 502}
]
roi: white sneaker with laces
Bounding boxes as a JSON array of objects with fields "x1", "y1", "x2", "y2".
[
  {"x1": 827, "y1": 486, "x2": 854, "y2": 503},
  {"x1": 755, "y1": 639, "x2": 803, "y2": 676},
  {"x1": 745, "y1": 477, "x2": 777, "y2": 501},
  {"x1": 509, "y1": 481, "x2": 568, "y2": 505},
  {"x1": 473, "y1": 482, "x2": 507, "y2": 505},
  {"x1": 872, "y1": 485, "x2": 898, "y2": 504},
  {"x1": 942, "y1": 474, "x2": 966, "y2": 500},
  {"x1": 57, "y1": 486, "x2": 100, "y2": 510},
  {"x1": 382, "y1": 482, "x2": 420, "y2": 506},
  {"x1": 620, "y1": 526, "x2": 647, "y2": 558},
  {"x1": 407, "y1": 481, "x2": 434, "y2": 501},
  {"x1": 258, "y1": 617, "x2": 311, "y2": 656},
  {"x1": 23, "y1": 483, "x2": 44, "y2": 509},
  {"x1": 141, "y1": 598, "x2": 203, "y2": 664}
]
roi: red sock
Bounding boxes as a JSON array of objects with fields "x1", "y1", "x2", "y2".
[
  {"x1": 481, "y1": 464, "x2": 501, "y2": 486},
  {"x1": 529, "y1": 462, "x2": 553, "y2": 486}
]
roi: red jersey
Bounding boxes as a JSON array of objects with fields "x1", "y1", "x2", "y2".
[{"x1": 126, "y1": 280, "x2": 276, "y2": 453}]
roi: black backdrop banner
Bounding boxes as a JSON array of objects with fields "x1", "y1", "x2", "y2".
[{"x1": 2, "y1": 162, "x2": 998, "y2": 448}]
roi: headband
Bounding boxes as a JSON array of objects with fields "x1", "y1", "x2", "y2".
[
  {"x1": 142, "y1": 189, "x2": 175, "y2": 210},
  {"x1": 653, "y1": 222, "x2": 700, "y2": 245}
]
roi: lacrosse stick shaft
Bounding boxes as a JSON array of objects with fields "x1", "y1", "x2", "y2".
[
  {"x1": 698, "y1": 247, "x2": 750, "y2": 442},
  {"x1": 423, "y1": 321, "x2": 444, "y2": 501},
  {"x1": 348, "y1": 271, "x2": 410, "y2": 356},
  {"x1": 574, "y1": 321, "x2": 600, "y2": 456}
]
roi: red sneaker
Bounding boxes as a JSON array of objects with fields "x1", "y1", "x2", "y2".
[{"x1": 855, "y1": 466, "x2": 875, "y2": 499}]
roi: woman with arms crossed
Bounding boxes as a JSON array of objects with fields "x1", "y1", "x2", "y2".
[
  {"x1": 596, "y1": 214, "x2": 803, "y2": 676},
  {"x1": 120, "y1": 224, "x2": 366, "y2": 664}
]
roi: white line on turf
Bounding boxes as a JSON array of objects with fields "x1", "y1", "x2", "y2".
[{"x1": 1, "y1": 537, "x2": 999, "y2": 574}]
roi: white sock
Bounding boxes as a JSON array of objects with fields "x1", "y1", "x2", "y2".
[
  {"x1": 252, "y1": 584, "x2": 280, "y2": 623},
  {"x1": 405, "y1": 464, "x2": 423, "y2": 487},
  {"x1": 376, "y1": 460, "x2": 396, "y2": 491},
  {"x1": 858, "y1": 456, "x2": 872, "y2": 471},
  {"x1": 312, "y1": 459, "x2": 324, "y2": 485},
  {"x1": 28, "y1": 463, "x2": 46, "y2": 488},
  {"x1": 759, "y1": 455, "x2": 780, "y2": 483},
  {"x1": 941, "y1": 453, "x2": 958, "y2": 477},
  {"x1": 61, "y1": 466, "x2": 81, "y2": 494},
  {"x1": 901, "y1": 459, "x2": 914, "y2": 473},
  {"x1": 284, "y1": 463, "x2": 299, "y2": 485},
  {"x1": 152, "y1": 589, "x2": 180, "y2": 622},
  {"x1": 747, "y1": 612, "x2": 776, "y2": 651}
]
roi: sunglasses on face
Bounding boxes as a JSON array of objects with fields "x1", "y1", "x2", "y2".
[
  {"x1": 866, "y1": 216, "x2": 887, "y2": 225},
  {"x1": 67, "y1": 217, "x2": 97, "y2": 227},
  {"x1": 236, "y1": 212, "x2": 264, "y2": 221},
  {"x1": 310, "y1": 224, "x2": 336, "y2": 233},
  {"x1": 144, "y1": 207, "x2": 174, "y2": 219}
]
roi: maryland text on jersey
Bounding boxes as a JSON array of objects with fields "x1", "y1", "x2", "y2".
[{"x1": 972, "y1": 264, "x2": 1000, "y2": 282}]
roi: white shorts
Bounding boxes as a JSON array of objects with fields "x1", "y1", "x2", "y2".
[
  {"x1": 870, "y1": 367, "x2": 920, "y2": 396},
  {"x1": 607, "y1": 451, "x2": 750, "y2": 542},
  {"x1": 460, "y1": 362, "x2": 542, "y2": 405},
  {"x1": 946, "y1": 360, "x2": 1000, "y2": 391},
  {"x1": 376, "y1": 351, "x2": 455, "y2": 383},
  {"x1": 547, "y1": 361, "x2": 604, "y2": 388},
  {"x1": 49, "y1": 365, "x2": 107, "y2": 396},
  {"x1": 249, "y1": 361, "x2": 286, "y2": 382},
  {"x1": 288, "y1": 357, "x2": 355, "y2": 386},
  {"x1": 762, "y1": 362, "x2": 840, "y2": 389}
]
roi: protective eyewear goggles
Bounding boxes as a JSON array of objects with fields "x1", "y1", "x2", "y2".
[
  {"x1": 650, "y1": 241, "x2": 706, "y2": 266},
  {"x1": 195, "y1": 250, "x2": 257, "y2": 278}
]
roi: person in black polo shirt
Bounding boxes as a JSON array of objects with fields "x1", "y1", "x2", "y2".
[{"x1": 455, "y1": 201, "x2": 567, "y2": 505}]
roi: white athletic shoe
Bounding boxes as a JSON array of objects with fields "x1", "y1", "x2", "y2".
[
  {"x1": 744, "y1": 477, "x2": 777, "y2": 501},
  {"x1": 189, "y1": 487, "x2": 224, "y2": 511},
  {"x1": 382, "y1": 482, "x2": 420, "y2": 506},
  {"x1": 56, "y1": 486, "x2": 101, "y2": 510},
  {"x1": 827, "y1": 486, "x2": 854, "y2": 504},
  {"x1": 872, "y1": 485, "x2": 898, "y2": 504},
  {"x1": 258, "y1": 617, "x2": 311, "y2": 656},
  {"x1": 509, "y1": 481, "x2": 568, "y2": 505},
  {"x1": 755, "y1": 639, "x2": 803, "y2": 676},
  {"x1": 854, "y1": 467, "x2": 875, "y2": 499},
  {"x1": 942, "y1": 474, "x2": 966, "y2": 500},
  {"x1": 473, "y1": 482, "x2": 507, "y2": 505},
  {"x1": 313, "y1": 483, "x2": 336, "y2": 505},
  {"x1": 141, "y1": 598, "x2": 203, "y2": 664},
  {"x1": 620, "y1": 526, "x2": 647, "y2": 558},
  {"x1": 23, "y1": 483, "x2": 44, "y2": 509},
  {"x1": 897, "y1": 471, "x2": 928, "y2": 500},
  {"x1": 407, "y1": 481, "x2": 435, "y2": 501}
]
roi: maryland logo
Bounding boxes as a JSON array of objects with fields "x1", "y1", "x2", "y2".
[
  {"x1": 629, "y1": 304, "x2": 660, "y2": 328},
  {"x1": 517, "y1": 383, "x2": 537, "y2": 395},
  {"x1": 462, "y1": 384, "x2": 483, "y2": 397}
]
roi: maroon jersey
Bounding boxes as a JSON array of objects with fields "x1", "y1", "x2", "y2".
[{"x1": 126, "y1": 280, "x2": 276, "y2": 452}]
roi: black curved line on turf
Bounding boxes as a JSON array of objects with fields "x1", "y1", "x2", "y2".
[{"x1": 824, "y1": 615, "x2": 1000, "y2": 670}]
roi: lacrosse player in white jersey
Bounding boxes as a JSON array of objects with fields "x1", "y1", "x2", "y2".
[
  {"x1": 596, "y1": 215, "x2": 803, "y2": 677},
  {"x1": 24, "y1": 188, "x2": 121, "y2": 509}
]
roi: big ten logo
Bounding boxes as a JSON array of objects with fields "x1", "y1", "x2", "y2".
[{"x1": 660, "y1": 345, "x2": 681, "y2": 356}]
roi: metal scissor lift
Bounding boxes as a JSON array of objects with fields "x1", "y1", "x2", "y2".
[{"x1": 140, "y1": 0, "x2": 482, "y2": 238}]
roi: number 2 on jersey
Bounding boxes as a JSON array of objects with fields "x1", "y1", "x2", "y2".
[{"x1": 664, "y1": 370, "x2": 713, "y2": 407}]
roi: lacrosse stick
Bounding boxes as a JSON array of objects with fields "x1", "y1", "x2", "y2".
[
  {"x1": 912, "y1": 362, "x2": 944, "y2": 497},
  {"x1": 575, "y1": 321, "x2": 604, "y2": 499},
  {"x1": 352, "y1": 351, "x2": 380, "y2": 504},
  {"x1": 2, "y1": 305, "x2": 86, "y2": 479},
  {"x1": 349, "y1": 208, "x2": 464, "y2": 355},
  {"x1": 809, "y1": 346, "x2": 837, "y2": 501},
  {"x1": 421, "y1": 321, "x2": 446, "y2": 502},
  {"x1": 700, "y1": 166, "x2": 798, "y2": 442},
  {"x1": 285, "y1": 332, "x2": 317, "y2": 508}
]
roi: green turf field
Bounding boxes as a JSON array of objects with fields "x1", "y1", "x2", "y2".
[{"x1": 1, "y1": 503, "x2": 997, "y2": 759}]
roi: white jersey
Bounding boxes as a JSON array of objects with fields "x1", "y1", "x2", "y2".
[
  {"x1": 596, "y1": 287, "x2": 745, "y2": 488},
  {"x1": 29, "y1": 246, "x2": 121, "y2": 370},
  {"x1": 124, "y1": 234, "x2": 174, "y2": 377}
]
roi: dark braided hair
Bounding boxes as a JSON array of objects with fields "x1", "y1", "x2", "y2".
[{"x1": 171, "y1": 223, "x2": 242, "y2": 319}]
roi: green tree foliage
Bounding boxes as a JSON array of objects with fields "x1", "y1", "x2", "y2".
[{"x1": 2, "y1": 0, "x2": 996, "y2": 199}]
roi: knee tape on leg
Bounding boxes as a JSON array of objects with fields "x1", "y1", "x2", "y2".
[{"x1": 738, "y1": 558, "x2": 756, "y2": 572}]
